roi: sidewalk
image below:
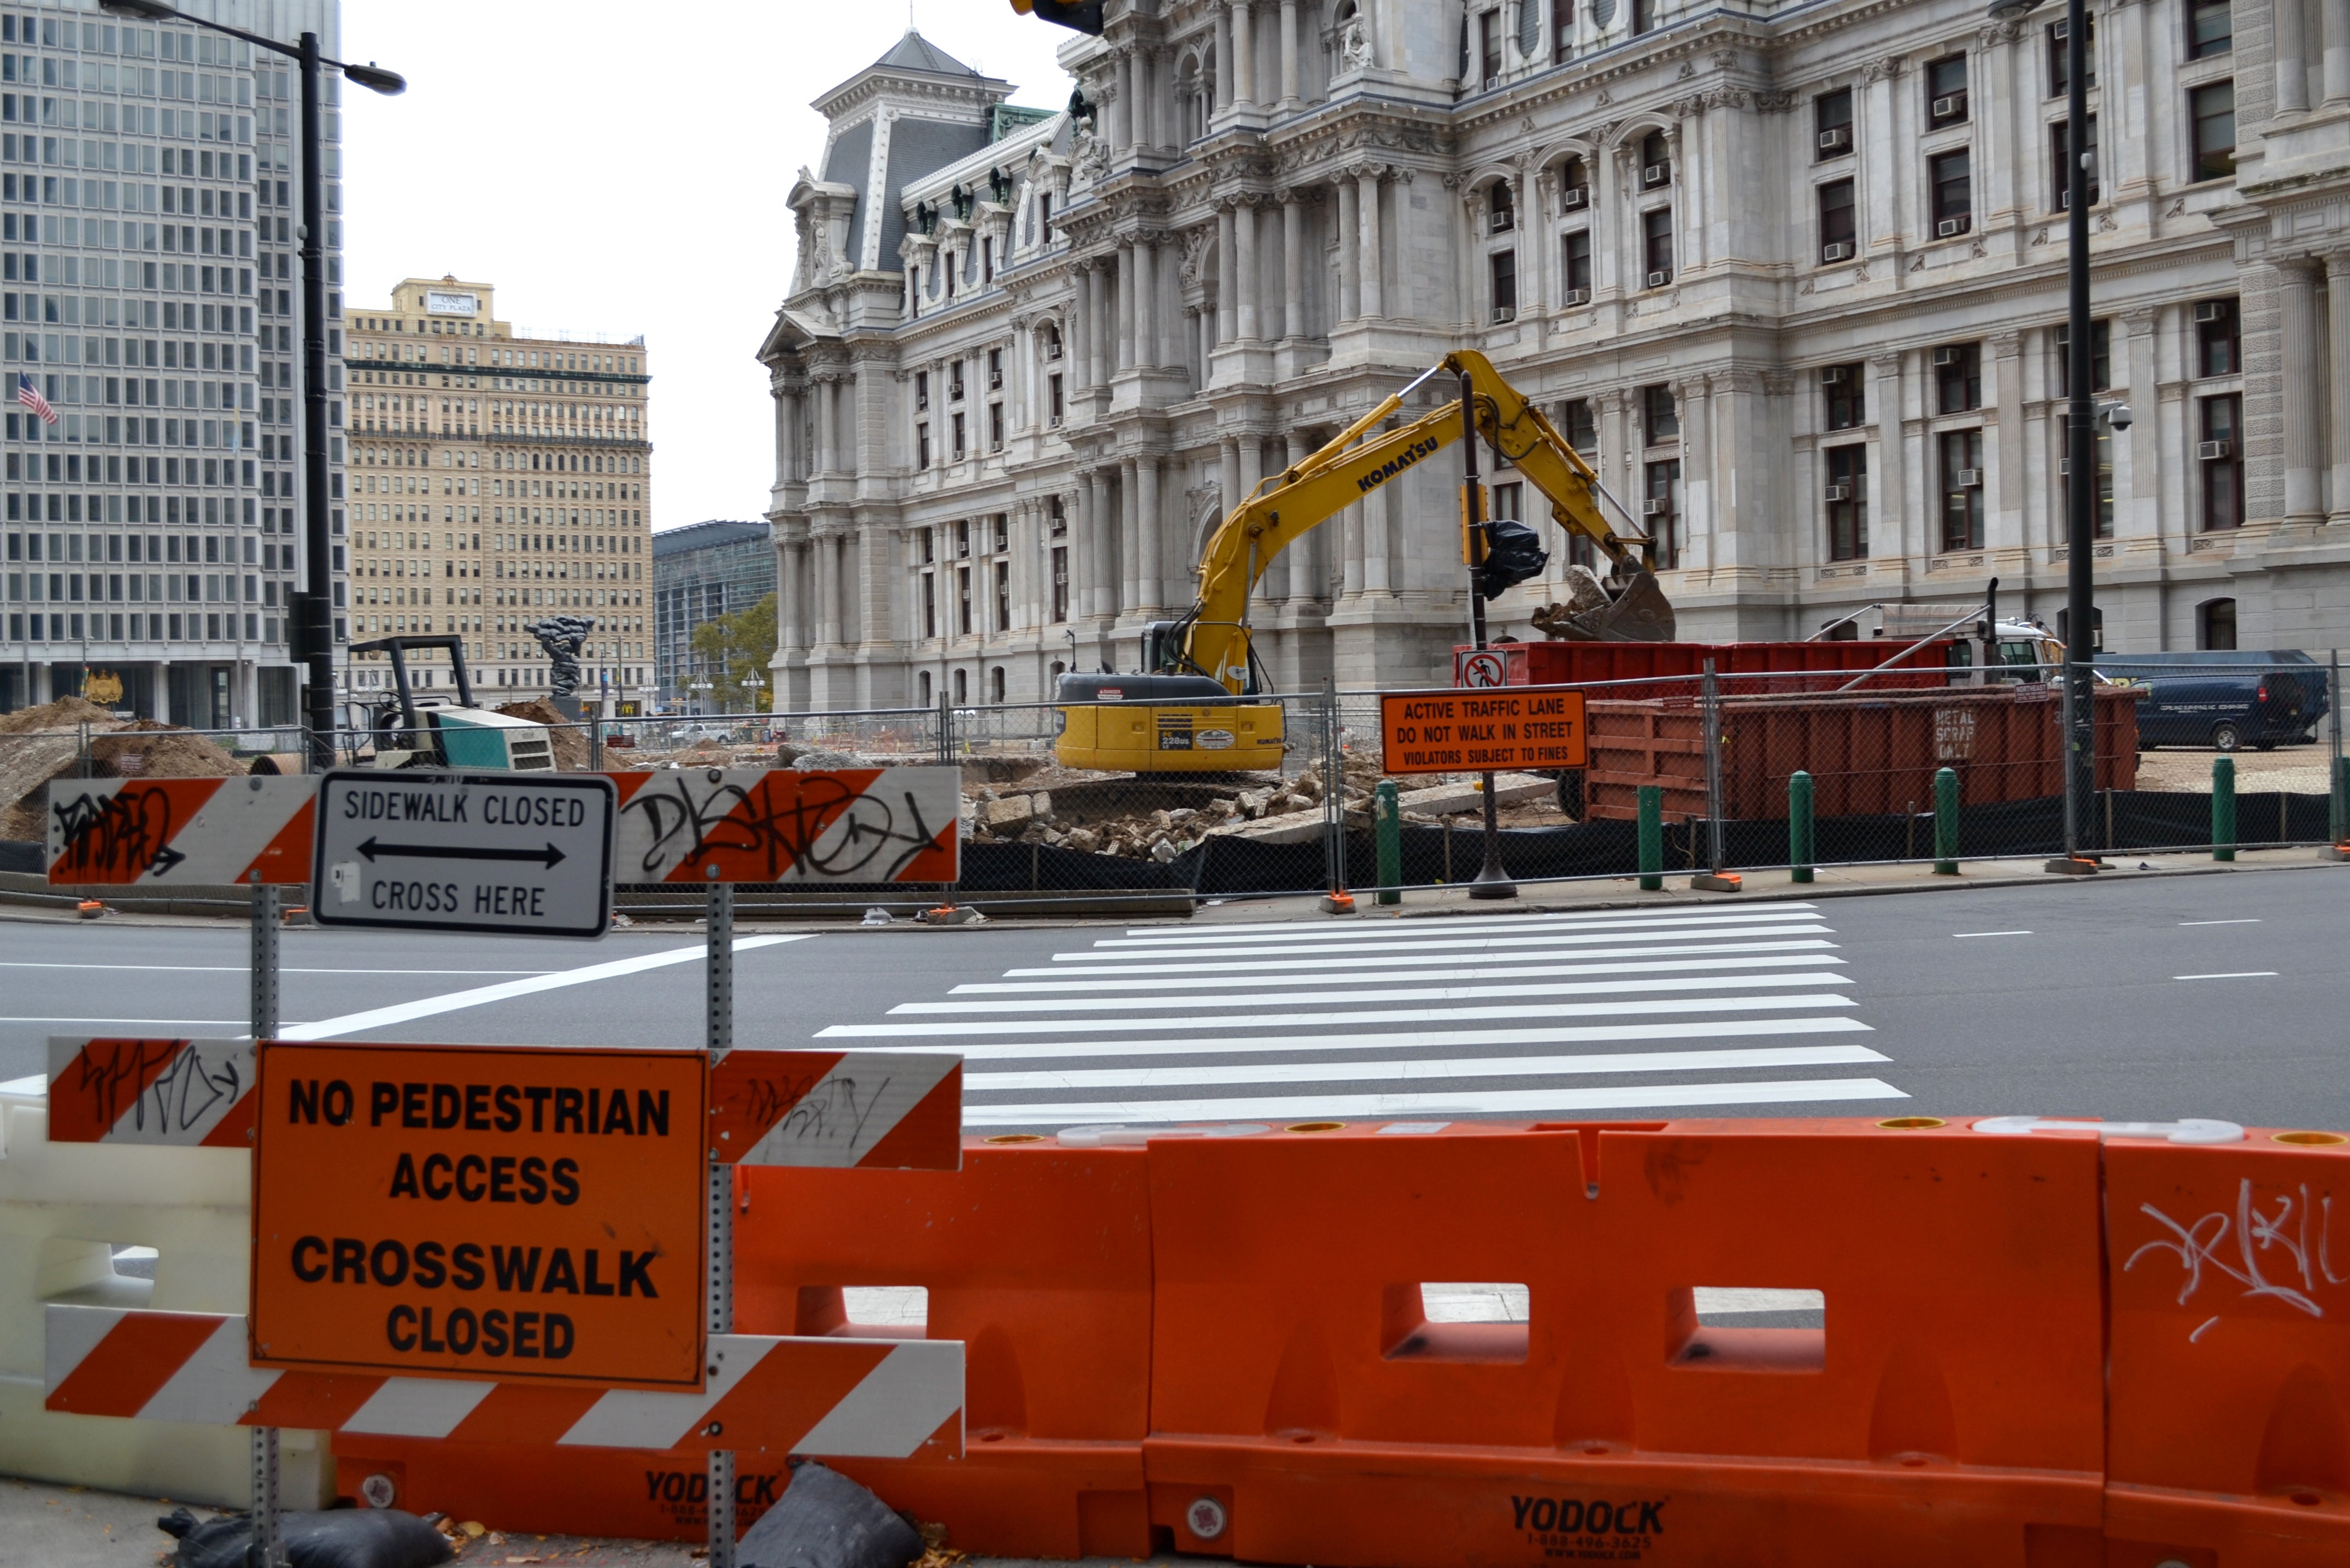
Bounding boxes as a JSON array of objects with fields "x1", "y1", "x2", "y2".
[
  {"x1": 3, "y1": 843, "x2": 2341, "y2": 935},
  {"x1": 0, "y1": 1472, "x2": 1136, "y2": 1568}
]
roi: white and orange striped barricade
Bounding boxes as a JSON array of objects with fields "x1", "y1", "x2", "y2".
[
  {"x1": 708, "y1": 1050, "x2": 963, "y2": 1171},
  {"x1": 45, "y1": 1036, "x2": 257, "y2": 1148},
  {"x1": 45, "y1": 774, "x2": 318, "y2": 885},
  {"x1": 609, "y1": 768, "x2": 959, "y2": 885},
  {"x1": 45, "y1": 1306, "x2": 962, "y2": 1459}
]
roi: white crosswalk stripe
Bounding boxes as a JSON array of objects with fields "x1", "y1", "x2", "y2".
[{"x1": 819, "y1": 904, "x2": 1906, "y2": 1127}]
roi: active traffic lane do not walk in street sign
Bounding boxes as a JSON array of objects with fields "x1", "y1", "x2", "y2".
[{"x1": 312, "y1": 770, "x2": 617, "y2": 938}]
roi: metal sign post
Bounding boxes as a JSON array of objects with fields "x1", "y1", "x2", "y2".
[
  {"x1": 706, "y1": 868, "x2": 737, "y2": 1568},
  {"x1": 1458, "y1": 369, "x2": 1514, "y2": 900},
  {"x1": 1690, "y1": 660, "x2": 1741, "y2": 891},
  {"x1": 249, "y1": 867, "x2": 287, "y2": 1567}
]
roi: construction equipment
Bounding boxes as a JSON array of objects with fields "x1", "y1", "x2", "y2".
[
  {"x1": 1053, "y1": 350, "x2": 1672, "y2": 772},
  {"x1": 348, "y1": 634, "x2": 556, "y2": 771}
]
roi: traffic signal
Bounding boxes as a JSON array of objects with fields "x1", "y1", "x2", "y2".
[{"x1": 1008, "y1": 0, "x2": 1104, "y2": 35}]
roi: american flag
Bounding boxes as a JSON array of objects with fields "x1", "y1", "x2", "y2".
[{"x1": 16, "y1": 372, "x2": 55, "y2": 425}]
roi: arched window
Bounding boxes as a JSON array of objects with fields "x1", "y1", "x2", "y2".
[
  {"x1": 1489, "y1": 178, "x2": 1516, "y2": 232},
  {"x1": 953, "y1": 667, "x2": 969, "y2": 705},
  {"x1": 1040, "y1": 321, "x2": 1063, "y2": 361},
  {"x1": 2196, "y1": 597, "x2": 2237, "y2": 651},
  {"x1": 990, "y1": 666, "x2": 1007, "y2": 703},
  {"x1": 918, "y1": 670, "x2": 933, "y2": 706}
]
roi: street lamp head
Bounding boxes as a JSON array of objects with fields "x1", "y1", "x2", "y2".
[
  {"x1": 1985, "y1": 0, "x2": 2039, "y2": 18},
  {"x1": 342, "y1": 62, "x2": 407, "y2": 96},
  {"x1": 97, "y1": 0, "x2": 178, "y2": 20}
]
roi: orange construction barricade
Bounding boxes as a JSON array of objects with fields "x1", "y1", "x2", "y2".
[
  {"x1": 1143, "y1": 1117, "x2": 2108, "y2": 1568},
  {"x1": 2102, "y1": 1124, "x2": 2350, "y2": 1567},
  {"x1": 333, "y1": 1137, "x2": 1153, "y2": 1554}
]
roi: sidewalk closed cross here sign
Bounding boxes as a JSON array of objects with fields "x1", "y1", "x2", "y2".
[
  {"x1": 312, "y1": 770, "x2": 616, "y2": 938},
  {"x1": 251, "y1": 1042, "x2": 707, "y2": 1390},
  {"x1": 1379, "y1": 684, "x2": 1590, "y2": 774}
]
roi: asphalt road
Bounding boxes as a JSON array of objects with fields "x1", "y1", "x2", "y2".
[{"x1": 5, "y1": 863, "x2": 2346, "y2": 1132}]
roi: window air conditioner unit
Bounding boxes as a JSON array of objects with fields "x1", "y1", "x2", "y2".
[
  {"x1": 1646, "y1": 269, "x2": 1670, "y2": 287},
  {"x1": 1821, "y1": 366, "x2": 1848, "y2": 385},
  {"x1": 2193, "y1": 301, "x2": 2229, "y2": 323},
  {"x1": 1562, "y1": 287, "x2": 1589, "y2": 305},
  {"x1": 1824, "y1": 483, "x2": 1852, "y2": 502},
  {"x1": 1484, "y1": 76, "x2": 1500, "y2": 92},
  {"x1": 1936, "y1": 216, "x2": 1970, "y2": 238},
  {"x1": 1560, "y1": 186, "x2": 1588, "y2": 210},
  {"x1": 1932, "y1": 346, "x2": 1963, "y2": 367},
  {"x1": 1957, "y1": 468, "x2": 1984, "y2": 488},
  {"x1": 1491, "y1": 306, "x2": 1515, "y2": 323},
  {"x1": 2051, "y1": 17, "x2": 2069, "y2": 39},
  {"x1": 1643, "y1": 498, "x2": 1670, "y2": 516},
  {"x1": 2058, "y1": 458, "x2": 2071, "y2": 475},
  {"x1": 1048, "y1": 414, "x2": 1064, "y2": 428},
  {"x1": 1933, "y1": 93, "x2": 1967, "y2": 120},
  {"x1": 2199, "y1": 439, "x2": 2232, "y2": 460},
  {"x1": 1818, "y1": 127, "x2": 1852, "y2": 152},
  {"x1": 1823, "y1": 240, "x2": 1855, "y2": 262},
  {"x1": 1644, "y1": 164, "x2": 1669, "y2": 186}
]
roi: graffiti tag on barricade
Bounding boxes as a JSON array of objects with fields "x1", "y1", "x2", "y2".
[
  {"x1": 708, "y1": 1048, "x2": 961, "y2": 1170},
  {"x1": 46, "y1": 776, "x2": 316, "y2": 885},
  {"x1": 609, "y1": 767, "x2": 959, "y2": 885},
  {"x1": 45, "y1": 1036, "x2": 257, "y2": 1147},
  {"x1": 2124, "y1": 1174, "x2": 2350, "y2": 1343}
]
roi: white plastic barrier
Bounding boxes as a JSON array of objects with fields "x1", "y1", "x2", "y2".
[{"x1": 0, "y1": 1076, "x2": 330, "y2": 1506}]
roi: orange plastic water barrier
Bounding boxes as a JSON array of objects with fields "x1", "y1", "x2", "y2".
[
  {"x1": 1142, "y1": 1118, "x2": 2108, "y2": 1567},
  {"x1": 2102, "y1": 1128, "x2": 2350, "y2": 1567},
  {"x1": 332, "y1": 1138, "x2": 1153, "y2": 1553}
]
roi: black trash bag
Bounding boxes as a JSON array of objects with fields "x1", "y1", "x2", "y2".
[
  {"x1": 1477, "y1": 519, "x2": 1549, "y2": 600},
  {"x1": 157, "y1": 1505, "x2": 453, "y2": 1568},
  {"x1": 737, "y1": 1461, "x2": 924, "y2": 1568}
]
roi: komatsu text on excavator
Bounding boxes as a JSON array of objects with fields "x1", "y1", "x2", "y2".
[{"x1": 1053, "y1": 350, "x2": 1675, "y2": 773}]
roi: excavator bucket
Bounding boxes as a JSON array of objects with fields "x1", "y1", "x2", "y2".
[
  {"x1": 1531, "y1": 569, "x2": 1678, "y2": 642},
  {"x1": 1591, "y1": 569, "x2": 1677, "y2": 641}
]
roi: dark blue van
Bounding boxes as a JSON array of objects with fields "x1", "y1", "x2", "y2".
[{"x1": 2096, "y1": 652, "x2": 2331, "y2": 751}]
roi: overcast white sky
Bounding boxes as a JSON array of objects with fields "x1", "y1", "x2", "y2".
[{"x1": 339, "y1": 1, "x2": 1073, "y2": 533}]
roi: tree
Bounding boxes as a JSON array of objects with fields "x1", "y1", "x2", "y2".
[{"x1": 689, "y1": 592, "x2": 778, "y2": 712}]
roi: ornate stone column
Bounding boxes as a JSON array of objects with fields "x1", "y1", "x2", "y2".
[
  {"x1": 1214, "y1": 0, "x2": 1236, "y2": 113},
  {"x1": 1087, "y1": 261, "x2": 1111, "y2": 387},
  {"x1": 813, "y1": 524, "x2": 843, "y2": 648},
  {"x1": 1115, "y1": 240, "x2": 1136, "y2": 372},
  {"x1": 2282, "y1": 261, "x2": 2326, "y2": 521},
  {"x1": 1137, "y1": 454, "x2": 1163, "y2": 611},
  {"x1": 1335, "y1": 178, "x2": 1361, "y2": 322},
  {"x1": 1356, "y1": 166, "x2": 1385, "y2": 318},
  {"x1": 1279, "y1": 190, "x2": 1305, "y2": 339},
  {"x1": 1866, "y1": 351, "x2": 1908, "y2": 562},
  {"x1": 1232, "y1": 0, "x2": 1256, "y2": 110},
  {"x1": 1236, "y1": 198, "x2": 1262, "y2": 340},
  {"x1": 2330, "y1": 252, "x2": 2350, "y2": 520},
  {"x1": 2329, "y1": 0, "x2": 2350, "y2": 104},
  {"x1": 1216, "y1": 202, "x2": 1240, "y2": 343},
  {"x1": 1118, "y1": 457, "x2": 1142, "y2": 614},
  {"x1": 2281, "y1": 0, "x2": 2313, "y2": 114},
  {"x1": 1278, "y1": 0, "x2": 1301, "y2": 108}
]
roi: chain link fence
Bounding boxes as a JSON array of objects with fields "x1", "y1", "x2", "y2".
[{"x1": 4, "y1": 657, "x2": 2343, "y2": 901}]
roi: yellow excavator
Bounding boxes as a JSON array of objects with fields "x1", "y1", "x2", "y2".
[{"x1": 1054, "y1": 350, "x2": 1676, "y2": 772}]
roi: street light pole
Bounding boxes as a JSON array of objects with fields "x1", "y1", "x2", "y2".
[
  {"x1": 297, "y1": 29, "x2": 333, "y2": 771},
  {"x1": 1991, "y1": 0, "x2": 2098, "y2": 869},
  {"x1": 100, "y1": 1, "x2": 402, "y2": 773}
]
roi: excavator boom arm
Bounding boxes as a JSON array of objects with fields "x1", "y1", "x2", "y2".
[{"x1": 1178, "y1": 350, "x2": 1660, "y2": 691}]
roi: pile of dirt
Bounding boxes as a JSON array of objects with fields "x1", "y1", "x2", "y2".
[
  {"x1": 0, "y1": 694, "x2": 121, "y2": 734},
  {"x1": 0, "y1": 707, "x2": 246, "y2": 843},
  {"x1": 495, "y1": 700, "x2": 590, "y2": 770}
]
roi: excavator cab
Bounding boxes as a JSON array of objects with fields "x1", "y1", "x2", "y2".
[{"x1": 1051, "y1": 671, "x2": 1286, "y2": 773}]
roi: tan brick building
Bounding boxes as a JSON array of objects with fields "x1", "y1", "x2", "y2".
[{"x1": 343, "y1": 275, "x2": 653, "y2": 707}]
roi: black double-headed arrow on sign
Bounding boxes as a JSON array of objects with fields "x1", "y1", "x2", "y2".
[{"x1": 356, "y1": 837, "x2": 566, "y2": 870}]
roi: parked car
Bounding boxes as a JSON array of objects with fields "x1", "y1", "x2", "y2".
[{"x1": 2095, "y1": 651, "x2": 2330, "y2": 751}]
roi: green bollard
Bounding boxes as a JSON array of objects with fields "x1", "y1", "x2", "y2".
[
  {"x1": 1933, "y1": 766, "x2": 1960, "y2": 875},
  {"x1": 2332, "y1": 754, "x2": 2348, "y2": 850},
  {"x1": 1637, "y1": 785, "x2": 1664, "y2": 891},
  {"x1": 2212, "y1": 756, "x2": 2236, "y2": 861},
  {"x1": 1788, "y1": 771, "x2": 1815, "y2": 884},
  {"x1": 1374, "y1": 779, "x2": 1402, "y2": 906}
]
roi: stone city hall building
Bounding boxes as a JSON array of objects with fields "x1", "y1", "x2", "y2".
[{"x1": 763, "y1": 1, "x2": 2348, "y2": 711}]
